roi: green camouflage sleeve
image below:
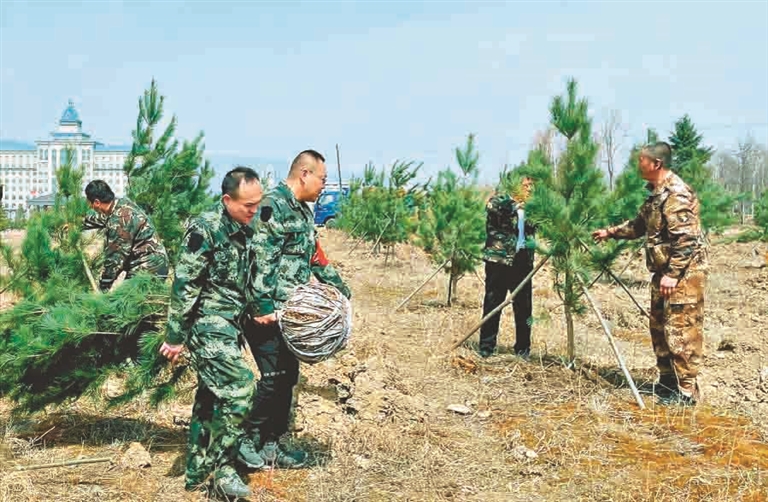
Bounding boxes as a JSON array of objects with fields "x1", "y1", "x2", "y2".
[
  {"x1": 487, "y1": 193, "x2": 518, "y2": 217},
  {"x1": 166, "y1": 221, "x2": 211, "y2": 345},
  {"x1": 663, "y1": 192, "x2": 702, "y2": 279},
  {"x1": 311, "y1": 265, "x2": 351, "y2": 299},
  {"x1": 98, "y1": 208, "x2": 135, "y2": 291},
  {"x1": 310, "y1": 238, "x2": 351, "y2": 298},
  {"x1": 251, "y1": 206, "x2": 286, "y2": 316},
  {"x1": 610, "y1": 214, "x2": 646, "y2": 240},
  {"x1": 83, "y1": 210, "x2": 107, "y2": 230}
]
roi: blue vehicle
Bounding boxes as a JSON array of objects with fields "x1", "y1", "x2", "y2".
[{"x1": 313, "y1": 184, "x2": 350, "y2": 227}]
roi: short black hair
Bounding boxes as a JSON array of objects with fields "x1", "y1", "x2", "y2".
[
  {"x1": 222, "y1": 166, "x2": 260, "y2": 198},
  {"x1": 85, "y1": 180, "x2": 115, "y2": 203},
  {"x1": 288, "y1": 149, "x2": 326, "y2": 176}
]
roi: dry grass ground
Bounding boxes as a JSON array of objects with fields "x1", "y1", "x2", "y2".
[{"x1": 1, "y1": 228, "x2": 767, "y2": 501}]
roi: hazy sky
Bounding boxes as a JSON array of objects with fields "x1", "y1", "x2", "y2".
[{"x1": 1, "y1": 0, "x2": 767, "y2": 184}]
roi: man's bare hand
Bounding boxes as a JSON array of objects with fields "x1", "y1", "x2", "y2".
[
  {"x1": 253, "y1": 313, "x2": 278, "y2": 325},
  {"x1": 659, "y1": 275, "x2": 679, "y2": 298},
  {"x1": 592, "y1": 228, "x2": 611, "y2": 243},
  {"x1": 159, "y1": 342, "x2": 184, "y2": 364}
]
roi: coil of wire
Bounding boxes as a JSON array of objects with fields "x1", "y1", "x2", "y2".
[{"x1": 276, "y1": 282, "x2": 353, "y2": 364}]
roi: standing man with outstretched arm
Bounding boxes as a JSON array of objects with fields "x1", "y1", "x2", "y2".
[
  {"x1": 239, "y1": 149, "x2": 351, "y2": 469},
  {"x1": 593, "y1": 141, "x2": 708, "y2": 405}
]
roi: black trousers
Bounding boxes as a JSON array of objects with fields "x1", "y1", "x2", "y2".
[
  {"x1": 479, "y1": 253, "x2": 534, "y2": 354},
  {"x1": 243, "y1": 322, "x2": 300, "y2": 443}
]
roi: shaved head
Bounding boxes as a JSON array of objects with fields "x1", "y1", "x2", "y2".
[
  {"x1": 286, "y1": 148, "x2": 328, "y2": 202},
  {"x1": 288, "y1": 149, "x2": 326, "y2": 179}
]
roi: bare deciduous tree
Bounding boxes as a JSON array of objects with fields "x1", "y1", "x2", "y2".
[
  {"x1": 714, "y1": 151, "x2": 738, "y2": 189},
  {"x1": 756, "y1": 145, "x2": 768, "y2": 193},
  {"x1": 599, "y1": 110, "x2": 624, "y2": 190},
  {"x1": 736, "y1": 136, "x2": 760, "y2": 223},
  {"x1": 532, "y1": 127, "x2": 557, "y2": 167}
]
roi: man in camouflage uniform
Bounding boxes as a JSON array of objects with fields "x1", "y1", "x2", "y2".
[
  {"x1": 479, "y1": 176, "x2": 536, "y2": 359},
  {"x1": 593, "y1": 141, "x2": 708, "y2": 405},
  {"x1": 159, "y1": 167, "x2": 268, "y2": 498},
  {"x1": 242, "y1": 149, "x2": 351, "y2": 468},
  {"x1": 83, "y1": 180, "x2": 169, "y2": 292}
]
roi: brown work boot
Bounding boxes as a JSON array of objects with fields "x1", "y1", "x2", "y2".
[{"x1": 659, "y1": 380, "x2": 700, "y2": 407}]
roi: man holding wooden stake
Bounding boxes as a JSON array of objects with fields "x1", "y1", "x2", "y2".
[
  {"x1": 478, "y1": 176, "x2": 536, "y2": 359},
  {"x1": 83, "y1": 180, "x2": 169, "y2": 291},
  {"x1": 593, "y1": 141, "x2": 708, "y2": 406}
]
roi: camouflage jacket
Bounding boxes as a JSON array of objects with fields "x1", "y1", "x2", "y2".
[
  {"x1": 251, "y1": 181, "x2": 351, "y2": 316},
  {"x1": 165, "y1": 203, "x2": 257, "y2": 345},
  {"x1": 611, "y1": 171, "x2": 708, "y2": 279},
  {"x1": 482, "y1": 193, "x2": 536, "y2": 266},
  {"x1": 83, "y1": 198, "x2": 169, "y2": 291}
]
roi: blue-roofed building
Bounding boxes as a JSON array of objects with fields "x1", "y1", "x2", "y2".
[{"x1": 0, "y1": 100, "x2": 131, "y2": 212}]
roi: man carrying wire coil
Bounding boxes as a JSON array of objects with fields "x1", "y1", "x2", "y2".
[{"x1": 241, "y1": 149, "x2": 352, "y2": 470}]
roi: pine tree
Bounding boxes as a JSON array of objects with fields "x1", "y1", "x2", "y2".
[
  {"x1": 524, "y1": 78, "x2": 610, "y2": 362},
  {"x1": 0, "y1": 81, "x2": 218, "y2": 414},
  {"x1": 337, "y1": 160, "x2": 423, "y2": 262},
  {"x1": 668, "y1": 115, "x2": 736, "y2": 233},
  {"x1": 12, "y1": 204, "x2": 26, "y2": 230},
  {"x1": 669, "y1": 114, "x2": 714, "y2": 173},
  {"x1": 123, "y1": 78, "x2": 216, "y2": 264},
  {"x1": 0, "y1": 147, "x2": 174, "y2": 413},
  {"x1": 605, "y1": 129, "x2": 659, "y2": 226},
  {"x1": 417, "y1": 134, "x2": 486, "y2": 306}
]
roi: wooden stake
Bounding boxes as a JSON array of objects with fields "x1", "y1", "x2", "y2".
[
  {"x1": 346, "y1": 233, "x2": 369, "y2": 256},
  {"x1": 577, "y1": 238, "x2": 649, "y2": 319},
  {"x1": 617, "y1": 240, "x2": 644, "y2": 277},
  {"x1": 450, "y1": 255, "x2": 549, "y2": 351},
  {"x1": 82, "y1": 255, "x2": 99, "y2": 293},
  {"x1": 731, "y1": 241, "x2": 762, "y2": 270},
  {"x1": 395, "y1": 258, "x2": 451, "y2": 311},
  {"x1": 602, "y1": 266, "x2": 650, "y2": 319},
  {"x1": 577, "y1": 277, "x2": 646, "y2": 409},
  {"x1": 14, "y1": 456, "x2": 112, "y2": 471},
  {"x1": 369, "y1": 219, "x2": 393, "y2": 256}
]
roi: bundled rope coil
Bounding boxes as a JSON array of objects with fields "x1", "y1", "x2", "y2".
[{"x1": 276, "y1": 282, "x2": 353, "y2": 364}]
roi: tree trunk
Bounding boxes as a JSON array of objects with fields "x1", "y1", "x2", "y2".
[
  {"x1": 740, "y1": 200, "x2": 745, "y2": 225},
  {"x1": 565, "y1": 306, "x2": 575, "y2": 362},
  {"x1": 446, "y1": 260, "x2": 460, "y2": 307},
  {"x1": 384, "y1": 245, "x2": 394, "y2": 266},
  {"x1": 565, "y1": 270, "x2": 576, "y2": 362}
]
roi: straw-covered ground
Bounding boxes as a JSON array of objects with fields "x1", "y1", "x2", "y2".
[{"x1": 1, "y1": 227, "x2": 767, "y2": 501}]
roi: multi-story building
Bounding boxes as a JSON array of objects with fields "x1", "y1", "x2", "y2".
[{"x1": 0, "y1": 100, "x2": 130, "y2": 212}]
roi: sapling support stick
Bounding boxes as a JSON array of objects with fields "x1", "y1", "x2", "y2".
[
  {"x1": 395, "y1": 257, "x2": 451, "y2": 311},
  {"x1": 577, "y1": 238, "x2": 649, "y2": 319},
  {"x1": 450, "y1": 254, "x2": 549, "y2": 351},
  {"x1": 577, "y1": 276, "x2": 646, "y2": 410},
  {"x1": 13, "y1": 456, "x2": 113, "y2": 472}
]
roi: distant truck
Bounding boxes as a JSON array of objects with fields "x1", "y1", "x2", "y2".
[{"x1": 313, "y1": 183, "x2": 350, "y2": 227}]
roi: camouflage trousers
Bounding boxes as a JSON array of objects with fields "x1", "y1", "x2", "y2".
[
  {"x1": 184, "y1": 316, "x2": 255, "y2": 489},
  {"x1": 649, "y1": 270, "x2": 706, "y2": 398}
]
